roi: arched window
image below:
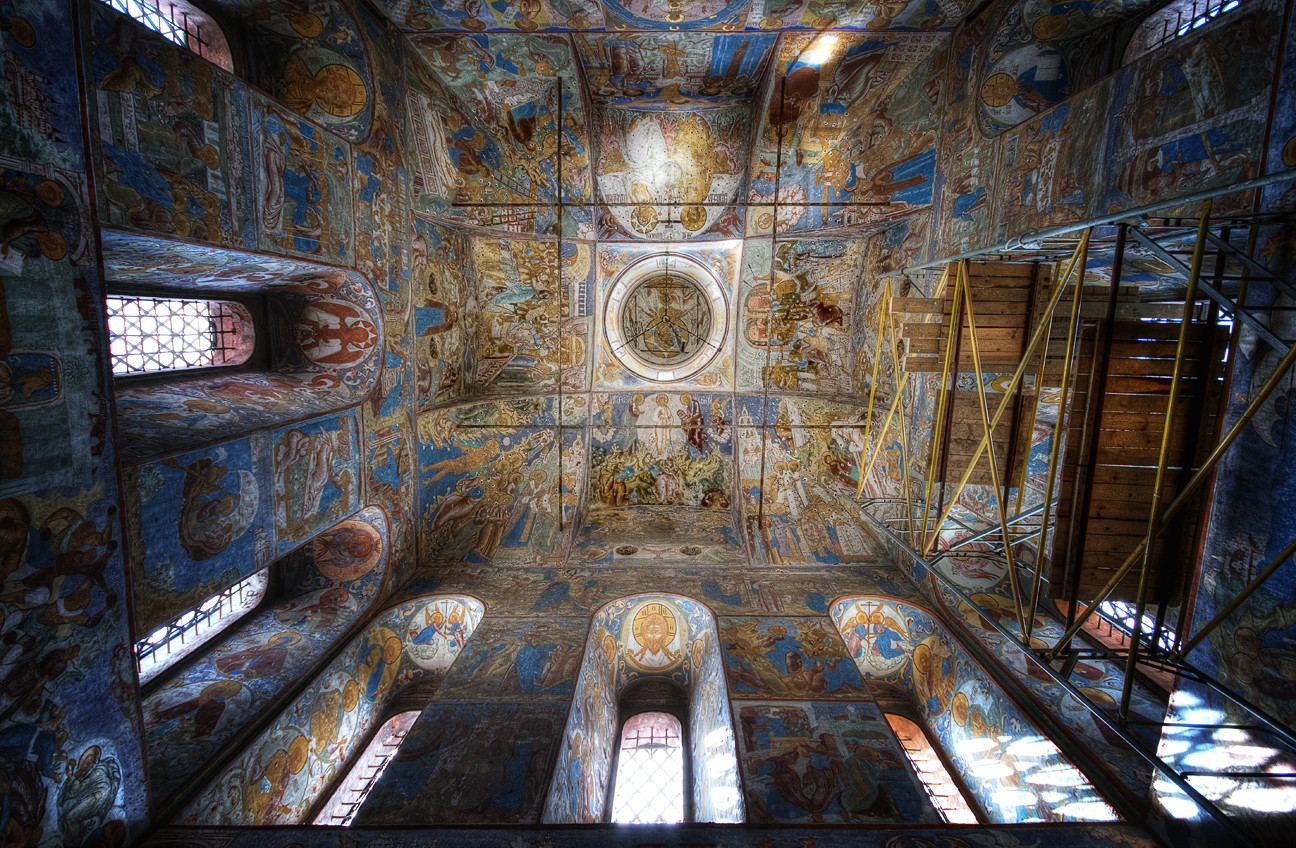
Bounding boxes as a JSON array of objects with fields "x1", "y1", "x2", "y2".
[
  {"x1": 545, "y1": 596, "x2": 743, "y2": 824},
  {"x1": 610, "y1": 711, "x2": 687, "y2": 824},
  {"x1": 886, "y1": 713, "x2": 980, "y2": 824},
  {"x1": 1123, "y1": 0, "x2": 1246, "y2": 64},
  {"x1": 101, "y1": 0, "x2": 232, "y2": 71},
  {"x1": 134, "y1": 567, "x2": 267, "y2": 685},
  {"x1": 106, "y1": 295, "x2": 255, "y2": 376},
  {"x1": 313, "y1": 710, "x2": 420, "y2": 826}
]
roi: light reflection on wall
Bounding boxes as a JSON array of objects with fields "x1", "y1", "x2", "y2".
[{"x1": 1153, "y1": 683, "x2": 1296, "y2": 826}]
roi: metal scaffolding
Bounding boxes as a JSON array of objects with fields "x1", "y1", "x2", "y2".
[{"x1": 856, "y1": 180, "x2": 1296, "y2": 848}]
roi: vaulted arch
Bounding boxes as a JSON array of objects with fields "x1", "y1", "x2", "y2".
[{"x1": 544, "y1": 594, "x2": 743, "y2": 823}]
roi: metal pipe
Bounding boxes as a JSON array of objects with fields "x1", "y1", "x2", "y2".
[
  {"x1": 1128, "y1": 228, "x2": 1288, "y2": 354},
  {"x1": 921, "y1": 232, "x2": 1092, "y2": 557},
  {"x1": 857, "y1": 284, "x2": 892, "y2": 498},
  {"x1": 961, "y1": 265, "x2": 1029, "y2": 634},
  {"x1": 887, "y1": 284, "x2": 918, "y2": 548},
  {"x1": 1026, "y1": 237, "x2": 1088, "y2": 641},
  {"x1": 904, "y1": 168, "x2": 1296, "y2": 272},
  {"x1": 1176, "y1": 534, "x2": 1296, "y2": 658},
  {"x1": 1047, "y1": 242, "x2": 1296, "y2": 659},
  {"x1": 859, "y1": 511, "x2": 1258, "y2": 847},
  {"x1": 1119, "y1": 201, "x2": 1212, "y2": 718},
  {"x1": 921, "y1": 265, "x2": 963, "y2": 549}
]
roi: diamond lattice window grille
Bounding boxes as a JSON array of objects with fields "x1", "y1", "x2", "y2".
[
  {"x1": 106, "y1": 296, "x2": 253, "y2": 376},
  {"x1": 611, "y1": 711, "x2": 685, "y2": 824}
]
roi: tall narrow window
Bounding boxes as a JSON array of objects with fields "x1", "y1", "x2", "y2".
[
  {"x1": 314, "y1": 711, "x2": 420, "y2": 826},
  {"x1": 101, "y1": 0, "x2": 233, "y2": 71},
  {"x1": 106, "y1": 296, "x2": 254, "y2": 376},
  {"x1": 886, "y1": 714, "x2": 980, "y2": 824},
  {"x1": 135, "y1": 569, "x2": 268, "y2": 684},
  {"x1": 610, "y1": 712, "x2": 685, "y2": 824}
]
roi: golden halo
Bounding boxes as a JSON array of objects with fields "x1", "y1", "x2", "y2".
[
  {"x1": 287, "y1": 734, "x2": 310, "y2": 774},
  {"x1": 342, "y1": 679, "x2": 360, "y2": 712}
]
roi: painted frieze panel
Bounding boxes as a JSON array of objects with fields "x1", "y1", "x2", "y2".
[{"x1": 736, "y1": 700, "x2": 938, "y2": 824}]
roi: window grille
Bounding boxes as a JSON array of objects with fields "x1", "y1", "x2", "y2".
[
  {"x1": 313, "y1": 711, "x2": 420, "y2": 826},
  {"x1": 100, "y1": 0, "x2": 233, "y2": 70},
  {"x1": 1096, "y1": 600, "x2": 1177, "y2": 653},
  {"x1": 135, "y1": 569, "x2": 267, "y2": 684},
  {"x1": 1125, "y1": 0, "x2": 1244, "y2": 63},
  {"x1": 886, "y1": 714, "x2": 979, "y2": 824},
  {"x1": 610, "y1": 712, "x2": 685, "y2": 824},
  {"x1": 106, "y1": 296, "x2": 253, "y2": 376}
]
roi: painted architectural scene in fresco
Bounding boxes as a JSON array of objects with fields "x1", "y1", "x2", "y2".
[{"x1": 1, "y1": 0, "x2": 1293, "y2": 845}]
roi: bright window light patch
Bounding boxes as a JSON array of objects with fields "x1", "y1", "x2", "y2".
[
  {"x1": 611, "y1": 712, "x2": 685, "y2": 824},
  {"x1": 101, "y1": 0, "x2": 233, "y2": 70},
  {"x1": 314, "y1": 711, "x2": 420, "y2": 826},
  {"x1": 887, "y1": 714, "x2": 979, "y2": 823},
  {"x1": 135, "y1": 569, "x2": 267, "y2": 684},
  {"x1": 106, "y1": 296, "x2": 254, "y2": 376}
]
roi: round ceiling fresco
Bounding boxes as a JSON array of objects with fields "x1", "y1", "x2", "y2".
[{"x1": 605, "y1": 253, "x2": 727, "y2": 382}]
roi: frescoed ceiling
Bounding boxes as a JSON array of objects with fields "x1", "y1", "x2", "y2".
[{"x1": 372, "y1": 0, "x2": 1157, "y2": 568}]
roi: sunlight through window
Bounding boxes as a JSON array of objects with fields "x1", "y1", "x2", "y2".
[
  {"x1": 106, "y1": 296, "x2": 254, "y2": 376},
  {"x1": 314, "y1": 711, "x2": 420, "y2": 826},
  {"x1": 611, "y1": 712, "x2": 684, "y2": 824},
  {"x1": 887, "y1": 714, "x2": 979, "y2": 823},
  {"x1": 135, "y1": 569, "x2": 267, "y2": 684},
  {"x1": 101, "y1": 0, "x2": 233, "y2": 70}
]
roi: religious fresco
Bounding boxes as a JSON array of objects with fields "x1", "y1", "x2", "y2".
[
  {"x1": 831, "y1": 596, "x2": 1119, "y2": 822},
  {"x1": 361, "y1": 0, "x2": 984, "y2": 33},
  {"x1": 737, "y1": 396, "x2": 880, "y2": 566},
  {"x1": 401, "y1": 563, "x2": 919, "y2": 620},
  {"x1": 142, "y1": 507, "x2": 389, "y2": 805},
  {"x1": 252, "y1": 94, "x2": 354, "y2": 263},
  {"x1": 575, "y1": 33, "x2": 775, "y2": 105},
  {"x1": 747, "y1": 32, "x2": 943, "y2": 237},
  {"x1": 1097, "y1": 3, "x2": 1279, "y2": 218},
  {"x1": 411, "y1": 216, "x2": 468, "y2": 408},
  {"x1": 239, "y1": 0, "x2": 374, "y2": 142},
  {"x1": 998, "y1": 77, "x2": 1109, "y2": 236},
  {"x1": 84, "y1": 1, "x2": 256, "y2": 247},
  {"x1": 408, "y1": 32, "x2": 591, "y2": 203},
  {"x1": 736, "y1": 700, "x2": 938, "y2": 823},
  {"x1": 594, "y1": 241, "x2": 740, "y2": 391},
  {"x1": 146, "y1": 824, "x2": 1165, "y2": 848},
  {"x1": 575, "y1": 505, "x2": 744, "y2": 565},
  {"x1": 469, "y1": 237, "x2": 593, "y2": 393},
  {"x1": 0, "y1": 169, "x2": 100, "y2": 498},
  {"x1": 588, "y1": 391, "x2": 732, "y2": 512},
  {"x1": 179, "y1": 594, "x2": 483, "y2": 825},
  {"x1": 123, "y1": 435, "x2": 275, "y2": 634},
  {"x1": 720, "y1": 616, "x2": 867, "y2": 698},
  {"x1": 274, "y1": 411, "x2": 362, "y2": 553},
  {"x1": 435, "y1": 615, "x2": 587, "y2": 700},
  {"x1": 545, "y1": 595, "x2": 743, "y2": 823},
  {"x1": 0, "y1": 2, "x2": 154, "y2": 842},
  {"x1": 740, "y1": 237, "x2": 865, "y2": 395},
  {"x1": 355, "y1": 701, "x2": 567, "y2": 824},
  {"x1": 418, "y1": 411, "x2": 565, "y2": 564},
  {"x1": 595, "y1": 106, "x2": 747, "y2": 241}
]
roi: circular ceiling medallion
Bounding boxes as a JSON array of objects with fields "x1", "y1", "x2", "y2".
[{"x1": 605, "y1": 253, "x2": 727, "y2": 382}]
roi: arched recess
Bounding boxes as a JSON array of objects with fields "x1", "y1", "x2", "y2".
[
  {"x1": 103, "y1": 231, "x2": 382, "y2": 463},
  {"x1": 140, "y1": 506, "x2": 392, "y2": 809},
  {"x1": 176, "y1": 593, "x2": 484, "y2": 825},
  {"x1": 830, "y1": 595, "x2": 1119, "y2": 823},
  {"x1": 975, "y1": 0, "x2": 1160, "y2": 135},
  {"x1": 544, "y1": 594, "x2": 744, "y2": 823}
]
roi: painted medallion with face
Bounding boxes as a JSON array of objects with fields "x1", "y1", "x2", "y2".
[{"x1": 622, "y1": 600, "x2": 686, "y2": 672}]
